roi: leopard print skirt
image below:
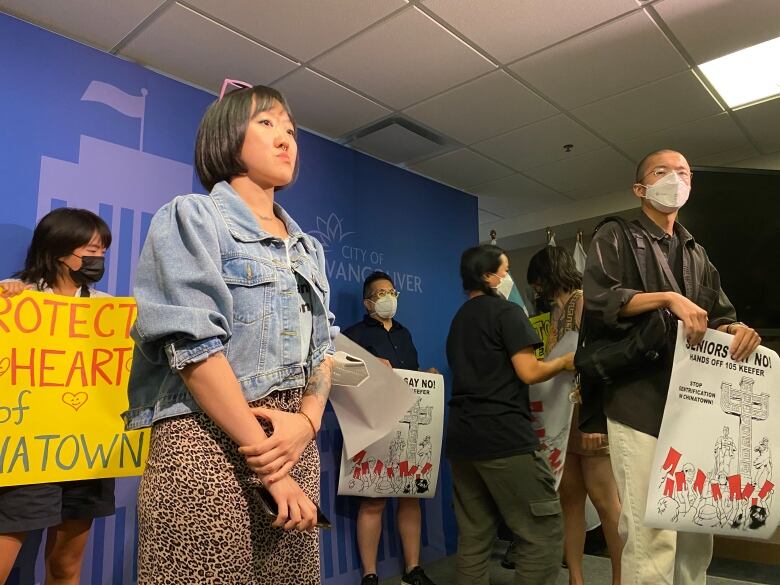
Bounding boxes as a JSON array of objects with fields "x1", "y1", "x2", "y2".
[{"x1": 136, "y1": 388, "x2": 320, "y2": 584}]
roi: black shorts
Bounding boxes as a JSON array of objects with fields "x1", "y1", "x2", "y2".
[{"x1": 0, "y1": 479, "x2": 115, "y2": 533}]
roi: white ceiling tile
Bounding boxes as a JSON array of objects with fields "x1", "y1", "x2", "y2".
[
  {"x1": 0, "y1": 0, "x2": 165, "y2": 50},
  {"x1": 273, "y1": 68, "x2": 390, "y2": 138},
  {"x1": 473, "y1": 173, "x2": 572, "y2": 217},
  {"x1": 408, "y1": 149, "x2": 514, "y2": 189},
  {"x1": 349, "y1": 123, "x2": 446, "y2": 164},
  {"x1": 510, "y1": 11, "x2": 689, "y2": 109},
  {"x1": 734, "y1": 97, "x2": 780, "y2": 154},
  {"x1": 524, "y1": 148, "x2": 635, "y2": 198},
  {"x1": 655, "y1": 0, "x2": 780, "y2": 64},
  {"x1": 620, "y1": 114, "x2": 753, "y2": 163},
  {"x1": 185, "y1": 0, "x2": 406, "y2": 61},
  {"x1": 422, "y1": 0, "x2": 638, "y2": 63},
  {"x1": 404, "y1": 71, "x2": 558, "y2": 144},
  {"x1": 479, "y1": 208, "x2": 504, "y2": 224},
  {"x1": 472, "y1": 115, "x2": 606, "y2": 171},
  {"x1": 572, "y1": 71, "x2": 723, "y2": 143},
  {"x1": 119, "y1": 3, "x2": 298, "y2": 93},
  {"x1": 312, "y1": 7, "x2": 495, "y2": 109},
  {"x1": 694, "y1": 146, "x2": 761, "y2": 168}
]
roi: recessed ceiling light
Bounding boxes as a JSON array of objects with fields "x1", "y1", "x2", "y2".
[{"x1": 699, "y1": 35, "x2": 780, "y2": 109}]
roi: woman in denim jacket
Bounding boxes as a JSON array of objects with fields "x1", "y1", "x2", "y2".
[{"x1": 125, "y1": 82, "x2": 334, "y2": 584}]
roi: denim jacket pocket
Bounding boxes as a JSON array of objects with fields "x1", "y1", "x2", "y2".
[{"x1": 222, "y1": 255, "x2": 277, "y2": 324}]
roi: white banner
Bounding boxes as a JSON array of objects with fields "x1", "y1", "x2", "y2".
[
  {"x1": 530, "y1": 331, "x2": 578, "y2": 489},
  {"x1": 645, "y1": 324, "x2": 779, "y2": 539},
  {"x1": 337, "y1": 369, "x2": 444, "y2": 498},
  {"x1": 329, "y1": 335, "x2": 416, "y2": 459}
]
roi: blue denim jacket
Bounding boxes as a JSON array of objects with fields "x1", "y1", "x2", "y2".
[{"x1": 123, "y1": 181, "x2": 335, "y2": 430}]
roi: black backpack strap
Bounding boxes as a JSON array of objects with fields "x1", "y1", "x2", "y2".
[{"x1": 593, "y1": 216, "x2": 648, "y2": 291}]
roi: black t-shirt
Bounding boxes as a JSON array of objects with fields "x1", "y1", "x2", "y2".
[{"x1": 445, "y1": 294, "x2": 543, "y2": 460}]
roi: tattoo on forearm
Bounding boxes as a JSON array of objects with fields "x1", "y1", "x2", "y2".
[{"x1": 303, "y1": 357, "x2": 332, "y2": 405}]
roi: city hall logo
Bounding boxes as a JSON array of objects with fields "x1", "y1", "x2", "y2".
[{"x1": 309, "y1": 213, "x2": 423, "y2": 294}]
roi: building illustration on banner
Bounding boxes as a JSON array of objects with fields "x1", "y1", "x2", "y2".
[
  {"x1": 35, "y1": 81, "x2": 193, "y2": 296},
  {"x1": 654, "y1": 375, "x2": 774, "y2": 533},
  {"x1": 339, "y1": 371, "x2": 442, "y2": 499},
  {"x1": 347, "y1": 400, "x2": 435, "y2": 497}
]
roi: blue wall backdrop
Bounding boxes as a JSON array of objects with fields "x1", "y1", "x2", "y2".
[{"x1": 0, "y1": 12, "x2": 476, "y2": 584}]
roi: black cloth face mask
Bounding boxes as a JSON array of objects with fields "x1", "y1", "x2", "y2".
[{"x1": 68, "y1": 255, "x2": 105, "y2": 285}]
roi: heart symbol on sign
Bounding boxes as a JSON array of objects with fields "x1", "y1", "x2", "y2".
[
  {"x1": 62, "y1": 392, "x2": 88, "y2": 411},
  {"x1": 0, "y1": 357, "x2": 9, "y2": 377}
]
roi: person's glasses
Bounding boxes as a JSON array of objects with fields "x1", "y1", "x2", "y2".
[
  {"x1": 219, "y1": 78, "x2": 252, "y2": 101},
  {"x1": 641, "y1": 166, "x2": 693, "y2": 182},
  {"x1": 369, "y1": 289, "x2": 400, "y2": 300}
]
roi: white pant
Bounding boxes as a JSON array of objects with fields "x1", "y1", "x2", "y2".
[{"x1": 607, "y1": 418, "x2": 713, "y2": 584}]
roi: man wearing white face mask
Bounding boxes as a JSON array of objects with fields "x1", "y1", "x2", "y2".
[
  {"x1": 582, "y1": 149, "x2": 761, "y2": 584},
  {"x1": 344, "y1": 271, "x2": 438, "y2": 585}
]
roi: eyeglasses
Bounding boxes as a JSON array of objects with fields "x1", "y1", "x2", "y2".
[
  {"x1": 640, "y1": 166, "x2": 693, "y2": 182},
  {"x1": 218, "y1": 78, "x2": 252, "y2": 101},
  {"x1": 367, "y1": 289, "x2": 400, "y2": 300}
]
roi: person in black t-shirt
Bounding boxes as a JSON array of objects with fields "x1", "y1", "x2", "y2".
[
  {"x1": 343, "y1": 271, "x2": 437, "y2": 585},
  {"x1": 446, "y1": 245, "x2": 574, "y2": 585}
]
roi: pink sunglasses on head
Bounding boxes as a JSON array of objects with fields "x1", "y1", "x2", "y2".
[{"x1": 218, "y1": 78, "x2": 252, "y2": 100}]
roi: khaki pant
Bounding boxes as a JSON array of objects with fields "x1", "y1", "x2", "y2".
[
  {"x1": 608, "y1": 418, "x2": 713, "y2": 584},
  {"x1": 450, "y1": 452, "x2": 563, "y2": 585}
]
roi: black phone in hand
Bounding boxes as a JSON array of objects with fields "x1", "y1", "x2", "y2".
[{"x1": 257, "y1": 485, "x2": 331, "y2": 529}]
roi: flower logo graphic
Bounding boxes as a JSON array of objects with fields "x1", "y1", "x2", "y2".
[{"x1": 309, "y1": 213, "x2": 355, "y2": 251}]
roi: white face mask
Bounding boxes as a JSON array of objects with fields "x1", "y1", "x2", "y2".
[
  {"x1": 495, "y1": 272, "x2": 515, "y2": 300},
  {"x1": 370, "y1": 295, "x2": 397, "y2": 320},
  {"x1": 642, "y1": 171, "x2": 690, "y2": 213},
  {"x1": 489, "y1": 272, "x2": 510, "y2": 293}
]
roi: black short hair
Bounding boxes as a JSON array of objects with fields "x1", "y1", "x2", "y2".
[
  {"x1": 363, "y1": 271, "x2": 394, "y2": 299},
  {"x1": 15, "y1": 208, "x2": 112, "y2": 289},
  {"x1": 195, "y1": 85, "x2": 299, "y2": 192},
  {"x1": 526, "y1": 246, "x2": 582, "y2": 300},
  {"x1": 635, "y1": 149, "x2": 677, "y2": 183},
  {"x1": 460, "y1": 244, "x2": 504, "y2": 296}
]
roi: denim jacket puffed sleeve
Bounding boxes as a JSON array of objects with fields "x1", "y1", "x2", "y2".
[{"x1": 132, "y1": 195, "x2": 231, "y2": 370}]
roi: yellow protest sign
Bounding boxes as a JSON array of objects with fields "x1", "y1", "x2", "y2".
[
  {"x1": 0, "y1": 291, "x2": 148, "y2": 486},
  {"x1": 529, "y1": 312, "x2": 551, "y2": 360}
]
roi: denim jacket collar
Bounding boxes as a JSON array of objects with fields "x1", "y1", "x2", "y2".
[{"x1": 209, "y1": 181, "x2": 307, "y2": 246}]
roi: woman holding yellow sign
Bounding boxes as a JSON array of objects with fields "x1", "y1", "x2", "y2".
[
  {"x1": 126, "y1": 80, "x2": 334, "y2": 584},
  {"x1": 0, "y1": 207, "x2": 113, "y2": 585}
]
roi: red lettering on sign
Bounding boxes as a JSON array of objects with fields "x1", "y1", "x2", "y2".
[
  {"x1": 42, "y1": 298, "x2": 67, "y2": 335},
  {"x1": 14, "y1": 296, "x2": 42, "y2": 333},
  {"x1": 93, "y1": 303, "x2": 116, "y2": 337},
  {"x1": 68, "y1": 302, "x2": 90, "y2": 338},
  {"x1": 65, "y1": 351, "x2": 88, "y2": 387},
  {"x1": 39, "y1": 349, "x2": 66, "y2": 387},
  {"x1": 119, "y1": 303, "x2": 136, "y2": 339},
  {"x1": 91, "y1": 348, "x2": 114, "y2": 385},
  {"x1": 10, "y1": 348, "x2": 35, "y2": 385}
]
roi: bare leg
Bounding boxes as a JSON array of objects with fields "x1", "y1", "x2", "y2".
[
  {"x1": 357, "y1": 498, "x2": 387, "y2": 576},
  {"x1": 0, "y1": 532, "x2": 26, "y2": 585},
  {"x1": 582, "y1": 456, "x2": 622, "y2": 585},
  {"x1": 44, "y1": 519, "x2": 93, "y2": 585},
  {"x1": 559, "y1": 454, "x2": 587, "y2": 585},
  {"x1": 397, "y1": 498, "x2": 422, "y2": 571}
]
